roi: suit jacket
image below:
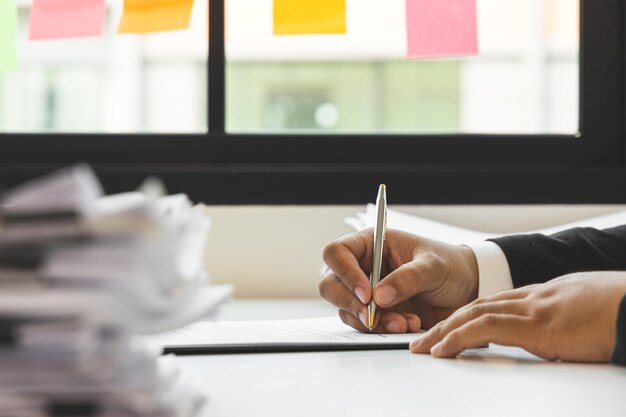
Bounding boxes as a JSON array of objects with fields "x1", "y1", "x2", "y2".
[{"x1": 489, "y1": 226, "x2": 626, "y2": 366}]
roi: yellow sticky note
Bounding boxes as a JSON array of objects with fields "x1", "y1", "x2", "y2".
[
  {"x1": 274, "y1": 0, "x2": 346, "y2": 35},
  {"x1": 118, "y1": 0, "x2": 194, "y2": 34}
]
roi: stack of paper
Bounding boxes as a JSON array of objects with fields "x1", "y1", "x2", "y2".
[
  {"x1": 346, "y1": 204, "x2": 626, "y2": 244},
  {"x1": 0, "y1": 165, "x2": 231, "y2": 417}
]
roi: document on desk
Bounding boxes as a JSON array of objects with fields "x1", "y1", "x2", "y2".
[{"x1": 159, "y1": 317, "x2": 423, "y2": 354}]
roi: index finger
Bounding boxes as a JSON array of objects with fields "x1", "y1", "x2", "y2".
[
  {"x1": 411, "y1": 299, "x2": 528, "y2": 353},
  {"x1": 322, "y1": 232, "x2": 373, "y2": 304},
  {"x1": 428, "y1": 314, "x2": 531, "y2": 358}
]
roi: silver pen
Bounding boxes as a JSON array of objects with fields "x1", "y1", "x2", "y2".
[{"x1": 368, "y1": 184, "x2": 387, "y2": 331}]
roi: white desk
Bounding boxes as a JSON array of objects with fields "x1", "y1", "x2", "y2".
[{"x1": 174, "y1": 300, "x2": 626, "y2": 417}]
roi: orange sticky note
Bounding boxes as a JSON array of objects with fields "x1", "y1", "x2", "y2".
[
  {"x1": 29, "y1": 0, "x2": 106, "y2": 40},
  {"x1": 118, "y1": 0, "x2": 194, "y2": 33},
  {"x1": 406, "y1": 0, "x2": 478, "y2": 58},
  {"x1": 274, "y1": 0, "x2": 346, "y2": 35}
]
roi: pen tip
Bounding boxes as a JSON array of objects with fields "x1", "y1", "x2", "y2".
[{"x1": 379, "y1": 184, "x2": 386, "y2": 191}]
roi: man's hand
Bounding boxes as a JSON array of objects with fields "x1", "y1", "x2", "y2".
[
  {"x1": 411, "y1": 272, "x2": 626, "y2": 363},
  {"x1": 319, "y1": 229, "x2": 479, "y2": 333}
]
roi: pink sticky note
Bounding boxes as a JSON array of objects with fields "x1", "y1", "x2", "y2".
[
  {"x1": 406, "y1": 0, "x2": 478, "y2": 59},
  {"x1": 29, "y1": 0, "x2": 106, "y2": 40}
]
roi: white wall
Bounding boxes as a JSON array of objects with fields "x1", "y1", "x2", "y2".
[{"x1": 203, "y1": 205, "x2": 626, "y2": 299}]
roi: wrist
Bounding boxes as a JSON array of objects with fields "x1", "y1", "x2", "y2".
[{"x1": 458, "y1": 245, "x2": 479, "y2": 304}]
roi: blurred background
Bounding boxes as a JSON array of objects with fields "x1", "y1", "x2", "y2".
[{"x1": 1, "y1": 0, "x2": 578, "y2": 135}]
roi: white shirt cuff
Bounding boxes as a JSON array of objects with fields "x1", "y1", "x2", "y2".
[{"x1": 466, "y1": 241, "x2": 514, "y2": 298}]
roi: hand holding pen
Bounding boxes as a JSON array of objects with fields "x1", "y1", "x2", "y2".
[{"x1": 320, "y1": 198, "x2": 479, "y2": 333}]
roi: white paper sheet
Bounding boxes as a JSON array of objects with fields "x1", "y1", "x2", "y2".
[
  {"x1": 158, "y1": 317, "x2": 421, "y2": 351},
  {"x1": 346, "y1": 204, "x2": 626, "y2": 245}
]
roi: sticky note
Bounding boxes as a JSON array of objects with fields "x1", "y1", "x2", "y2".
[
  {"x1": 118, "y1": 0, "x2": 194, "y2": 34},
  {"x1": 29, "y1": 0, "x2": 106, "y2": 40},
  {"x1": 0, "y1": 0, "x2": 18, "y2": 72},
  {"x1": 406, "y1": 0, "x2": 478, "y2": 59},
  {"x1": 274, "y1": 0, "x2": 346, "y2": 35}
]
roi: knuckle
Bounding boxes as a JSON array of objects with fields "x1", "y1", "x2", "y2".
[
  {"x1": 408, "y1": 252, "x2": 447, "y2": 293},
  {"x1": 472, "y1": 298, "x2": 486, "y2": 308},
  {"x1": 469, "y1": 304, "x2": 485, "y2": 318},
  {"x1": 524, "y1": 285, "x2": 542, "y2": 299},
  {"x1": 422, "y1": 252, "x2": 442, "y2": 271},
  {"x1": 346, "y1": 296, "x2": 360, "y2": 315},
  {"x1": 433, "y1": 322, "x2": 445, "y2": 338},
  {"x1": 541, "y1": 288, "x2": 558, "y2": 298},
  {"x1": 423, "y1": 251, "x2": 447, "y2": 280},
  {"x1": 318, "y1": 277, "x2": 331, "y2": 298},
  {"x1": 532, "y1": 303, "x2": 552, "y2": 322},
  {"x1": 322, "y1": 241, "x2": 340, "y2": 263},
  {"x1": 428, "y1": 252, "x2": 445, "y2": 271},
  {"x1": 480, "y1": 313, "x2": 498, "y2": 328},
  {"x1": 444, "y1": 331, "x2": 460, "y2": 345},
  {"x1": 465, "y1": 298, "x2": 486, "y2": 310},
  {"x1": 341, "y1": 266, "x2": 358, "y2": 285}
]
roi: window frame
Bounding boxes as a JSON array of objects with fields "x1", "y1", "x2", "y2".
[{"x1": 0, "y1": 0, "x2": 624, "y2": 205}]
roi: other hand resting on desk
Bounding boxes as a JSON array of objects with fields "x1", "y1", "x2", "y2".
[{"x1": 410, "y1": 272, "x2": 626, "y2": 363}]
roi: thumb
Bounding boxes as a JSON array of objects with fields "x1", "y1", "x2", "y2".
[{"x1": 373, "y1": 253, "x2": 445, "y2": 308}]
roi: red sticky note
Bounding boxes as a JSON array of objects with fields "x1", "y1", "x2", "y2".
[
  {"x1": 29, "y1": 0, "x2": 106, "y2": 40},
  {"x1": 406, "y1": 0, "x2": 478, "y2": 59}
]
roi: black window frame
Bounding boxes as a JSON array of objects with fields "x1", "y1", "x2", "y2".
[{"x1": 0, "y1": 0, "x2": 625, "y2": 205}]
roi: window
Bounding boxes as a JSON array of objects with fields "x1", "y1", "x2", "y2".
[
  {"x1": 226, "y1": 0, "x2": 579, "y2": 134},
  {"x1": 0, "y1": 0, "x2": 624, "y2": 205},
  {"x1": 2, "y1": 0, "x2": 208, "y2": 133}
]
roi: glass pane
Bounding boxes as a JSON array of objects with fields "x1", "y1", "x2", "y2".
[
  {"x1": 226, "y1": 0, "x2": 579, "y2": 134},
  {"x1": 0, "y1": 0, "x2": 208, "y2": 133}
]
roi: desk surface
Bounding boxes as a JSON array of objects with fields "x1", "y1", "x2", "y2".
[{"x1": 175, "y1": 300, "x2": 626, "y2": 417}]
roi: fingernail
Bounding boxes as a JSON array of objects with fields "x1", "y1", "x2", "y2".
[
  {"x1": 386, "y1": 320, "x2": 401, "y2": 333},
  {"x1": 359, "y1": 311, "x2": 368, "y2": 328},
  {"x1": 376, "y1": 286, "x2": 397, "y2": 306},
  {"x1": 431, "y1": 342, "x2": 443, "y2": 356},
  {"x1": 409, "y1": 340, "x2": 420, "y2": 351},
  {"x1": 411, "y1": 336, "x2": 423, "y2": 346},
  {"x1": 355, "y1": 287, "x2": 368, "y2": 304}
]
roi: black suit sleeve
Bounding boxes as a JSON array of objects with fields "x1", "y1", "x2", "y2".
[
  {"x1": 488, "y1": 225, "x2": 626, "y2": 367},
  {"x1": 488, "y1": 225, "x2": 626, "y2": 288}
]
